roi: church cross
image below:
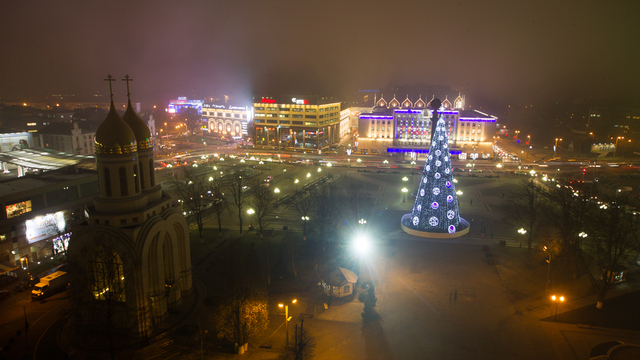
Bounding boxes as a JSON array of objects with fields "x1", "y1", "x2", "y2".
[
  {"x1": 122, "y1": 74, "x2": 133, "y2": 99},
  {"x1": 104, "y1": 74, "x2": 116, "y2": 101}
]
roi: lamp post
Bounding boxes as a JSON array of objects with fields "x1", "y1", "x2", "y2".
[
  {"x1": 20, "y1": 256, "x2": 29, "y2": 275},
  {"x1": 358, "y1": 218, "x2": 367, "y2": 225},
  {"x1": 294, "y1": 179, "x2": 299, "y2": 193},
  {"x1": 543, "y1": 245, "x2": 552, "y2": 293},
  {"x1": 247, "y1": 208, "x2": 255, "y2": 228},
  {"x1": 306, "y1": 172, "x2": 311, "y2": 186},
  {"x1": 518, "y1": 228, "x2": 527, "y2": 248},
  {"x1": 274, "y1": 188, "x2": 280, "y2": 206},
  {"x1": 551, "y1": 295, "x2": 565, "y2": 322},
  {"x1": 301, "y1": 216, "x2": 309, "y2": 240},
  {"x1": 554, "y1": 138, "x2": 562, "y2": 158},
  {"x1": 401, "y1": 187, "x2": 408, "y2": 203},
  {"x1": 613, "y1": 136, "x2": 624, "y2": 159},
  {"x1": 282, "y1": 168, "x2": 286, "y2": 180},
  {"x1": 278, "y1": 299, "x2": 297, "y2": 347}
]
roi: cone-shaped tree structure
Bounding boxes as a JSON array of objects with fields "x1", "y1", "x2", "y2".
[{"x1": 401, "y1": 101, "x2": 469, "y2": 237}]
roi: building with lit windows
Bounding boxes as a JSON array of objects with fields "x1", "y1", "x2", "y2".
[
  {"x1": 202, "y1": 103, "x2": 251, "y2": 139},
  {"x1": 252, "y1": 96, "x2": 342, "y2": 150},
  {"x1": 358, "y1": 94, "x2": 498, "y2": 158}
]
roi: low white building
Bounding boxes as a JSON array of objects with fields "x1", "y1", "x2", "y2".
[{"x1": 202, "y1": 103, "x2": 252, "y2": 139}]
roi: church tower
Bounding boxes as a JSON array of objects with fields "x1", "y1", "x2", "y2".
[{"x1": 68, "y1": 75, "x2": 193, "y2": 338}]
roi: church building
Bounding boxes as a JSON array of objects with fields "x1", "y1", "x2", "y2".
[{"x1": 68, "y1": 76, "x2": 192, "y2": 338}]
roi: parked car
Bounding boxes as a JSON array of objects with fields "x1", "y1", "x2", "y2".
[{"x1": 0, "y1": 290, "x2": 10, "y2": 300}]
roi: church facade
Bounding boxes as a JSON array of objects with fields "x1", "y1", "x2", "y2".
[{"x1": 68, "y1": 77, "x2": 192, "y2": 338}]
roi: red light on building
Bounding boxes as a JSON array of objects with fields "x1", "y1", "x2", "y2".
[
  {"x1": 526, "y1": 141, "x2": 529, "y2": 145},
  {"x1": 260, "y1": 98, "x2": 276, "y2": 104}
]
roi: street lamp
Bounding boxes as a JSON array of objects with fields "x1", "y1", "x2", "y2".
[
  {"x1": 358, "y1": 218, "x2": 367, "y2": 225},
  {"x1": 306, "y1": 172, "x2": 311, "y2": 185},
  {"x1": 247, "y1": 208, "x2": 255, "y2": 228},
  {"x1": 551, "y1": 295, "x2": 565, "y2": 322},
  {"x1": 294, "y1": 179, "x2": 299, "y2": 192},
  {"x1": 401, "y1": 187, "x2": 408, "y2": 203},
  {"x1": 402, "y1": 176, "x2": 408, "y2": 182},
  {"x1": 278, "y1": 299, "x2": 297, "y2": 347},
  {"x1": 317, "y1": 167, "x2": 321, "y2": 173},
  {"x1": 554, "y1": 138, "x2": 562, "y2": 158},
  {"x1": 274, "y1": 188, "x2": 280, "y2": 205},
  {"x1": 518, "y1": 228, "x2": 527, "y2": 248},
  {"x1": 20, "y1": 257, "x2": 29, "y2": 274},
  {"x1": 283, "y1": 168, "x2": 286, "y2": 180},
  {"x1": 613, "y1": 136, "x2": 624, "y2": 159},
  {"x1": 543, "y1": 245, "x2": 552, "y2": 293}
]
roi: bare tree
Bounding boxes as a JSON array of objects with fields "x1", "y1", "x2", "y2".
[
  {"x1": 171, "y1": 167, "x2": 210, "y2": 241},
  {"x1": 281, "y1": 319, "x2": 315, "y2": 360},
  {"x1": 208, "y1": 180, "x2": 228, "y2": 236},
  {"x1": 249, "y1": 180, "x2": 276, "y2": 233},
  {"x1": 311, "y1": 183, "x2": 344, "y2": 242},
  {"x1": 544, "y1": 180, "x2": 594, "y2": 278},
  {"x1": 579, "y1": 194, "x2": 640, "y2": 309},
  {"x1": 348, "y1": 182, "x2": 371, "y2": 224},
  {"x1": 293, "y1": 190, "x2": 314, "y2": 241},
  {"x1": 503, "y1": 179, "x2": 546, "y2": 252},
  {"x1": 68, "y1": 234, "x2": 139, "y2": 360},
  {"x1": 222, "y1": 173, "x2": 247, "y2": 233},
  {"x1": 214, "y1": 241, "x2": 269, "y2": 353}
]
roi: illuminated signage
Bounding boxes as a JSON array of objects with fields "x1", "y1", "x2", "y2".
[
  {"x1": 292, "y1": 98, "x2": 309, "y2": 105},
  {"x1": 591, "y1": 144, "x2": 615, "y2": 153},
  {"x1": 261, "y1": 98, "x2": 276, "y2": 104},
  {"x1": 6, "y1": 200, "x2": 32, "y2": 218},
  {"x1": 25, "y1": 211, "x2": 65, "y2": 244}
]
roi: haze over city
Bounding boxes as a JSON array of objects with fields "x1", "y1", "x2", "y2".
[{"x1": 2, "y1": 0, "x2": 639, "y2": 110}]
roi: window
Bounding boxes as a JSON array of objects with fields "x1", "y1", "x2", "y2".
[
  {"x1": 293, "y1": 115, "x2": 303, "y2": 118},
  {"x1": 280, "y1": 120, "x2": 290, "y2": 124},
  {"x1": 267, "y1": 120, "x2": 277, "y2": 124},
  {"x1": 234, "y1": 114, "x2": 239, "y2": 118},
  {"x1": 291, "y1": 108, "x2": 303, "y2": 112},
  {"x1": 306, "y1": 109, "x2": 316, "y2": 112},
  {"x1": 119, "y1": 167, "x2": 128, "y2": 196},
  {"x1": 279, "y1": 114, "x2": 290, "y2": 118},
  {"x1": 292, "y1": 121, "x2": 303, "y2": 125},
  {"x1": 255, "y1": 107, "x2": 264, "y2": 111},
  {"x1": 89, "y1": 246, "x2": 125, "y2": 301},
  {"x1": 304, "y1": 122, "x2": 316, "y2": 125},
  {"x1": 266, "y1": 114, "x2": 276, "y2": 117},
  {"x1": 5, "y1": 200, "x2": 32, "y2": 218},
  {"x1": 225, "y1": 113, "x2": 231, "y2": 117},
  {"x1": 266, "y1": 107, "x2": 277, "y2": 111},
  {"x1": 104, "y1": 168, "x2": 112, "y2": 197},
  {"x1": 305, "y1": 115, "x2": 317, "y2": 119},
  {"x1": 133, "y1": 164, "x2": 140, "y2": 193},
  {"x1": 255, "y1": 119, "x2": 265, "y2": 123},
  {"x1": 255, "y1": 113, "x2": 265, "y2": 117}
]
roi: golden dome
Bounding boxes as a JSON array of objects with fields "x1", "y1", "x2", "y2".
[
  {"x1": 94, "y1": 101, "x2": 137, "y2": 155},
  {"x1": 122, "y1": 99, "x2": 153, "y2": 150}
]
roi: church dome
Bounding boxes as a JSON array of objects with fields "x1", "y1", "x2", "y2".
[
  {"x1": 95, "y1": 101, "x2": 137, "y2": 155},
  {"x1": 122, "y1": 99, "x2": 152, "y2": 150}
]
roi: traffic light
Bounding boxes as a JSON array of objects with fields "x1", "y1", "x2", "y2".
[
  {"x1": 525, "y1": 141, "x2": 529, "y2": 145},
  {"x1": 582, "y1": 168, "x2": 587, "y2": 175}
]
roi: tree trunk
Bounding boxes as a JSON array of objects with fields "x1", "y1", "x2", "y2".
[
  {"x1": 238, "y1": 209, "x2": 243, "y2": 233},
  {"x1": 217, "y1": 212, "x2": 222, "y2": 236},
  {"x1": 291, "y1": 244, "x2": 297, "y2": 277}
]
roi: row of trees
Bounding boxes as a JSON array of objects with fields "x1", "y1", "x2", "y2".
[{"x1": 505, "y1": 179, "x2": 640, "y2": 308}]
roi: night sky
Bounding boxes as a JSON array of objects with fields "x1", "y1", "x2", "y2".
[{"x1": 2, "y1": 0, "x2": 639, "y2": 108}]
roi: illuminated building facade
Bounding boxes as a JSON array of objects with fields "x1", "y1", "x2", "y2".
[
  {"x1": 253, "y1": 96, "x2": 342, "y2": 150},
  {"x1": 167, "y1": 97, "x2": 203, "y2": 114},
  {"x1": 202, "y1": 103, "x2": 251, "y2": 139},
  {"x1": 359, "y1": 94, "x2": 498, "y2": 154}
]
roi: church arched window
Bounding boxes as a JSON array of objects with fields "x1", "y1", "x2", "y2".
[
  {"x1": 138, "y1": 161, "x2": 145, "y2": 191},
  {"x1": 104, "y1": 167, "x2": 112, "y2": 197},
  {"x1": 149, "y1": 159, "x2": 154, "y2": 186},
  {"x1": 133, "y1": 164, "x2": 140, "y2": 193},
  {"x1": 119, "y1": 167, "x2": 128, "y2": 196},
  {"x1": 89, "y1": 245, "x2": 125, "y2": 301}
]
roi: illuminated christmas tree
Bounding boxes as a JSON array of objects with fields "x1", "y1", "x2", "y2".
[{"x1": 401, "y1": 99, "x2": 468, "y2": 237}]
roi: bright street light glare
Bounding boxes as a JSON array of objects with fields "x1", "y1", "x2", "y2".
[{"x1": 353, "y1": 235, "x2": 371, "y2": 254}]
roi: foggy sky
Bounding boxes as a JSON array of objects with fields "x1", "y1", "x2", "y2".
[{"x1": 1, "y1": 0, "x2": 639, "y2": 109}]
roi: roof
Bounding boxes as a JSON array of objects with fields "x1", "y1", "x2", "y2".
[
  {"x1": 0, "y1": 165, "x2": 97, "y2": 198},
  {"x1": 321, "y1": 267, "x2": 358, "y2": 286},
  {"x1": 0, "y1": 147, "x2": 94, "y2": 171},
  {"x1": 94, "y1": 101, "x2": 137, "y2": 155},
  {"x1": 0, "y1": 261, "x2": 19, "y2": 276},
  {"x1": 122, "y1": 99, "x2": 152, "y2": 150}
]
